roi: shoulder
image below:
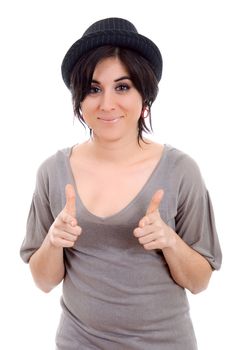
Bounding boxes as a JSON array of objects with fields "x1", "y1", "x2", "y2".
[
  {"x1": 164, "y1": 144, "x2": 206, "y2": 193},
  {"x1": 38, "y1": 147, "x2": 71, "y2": 172},
  {"x1": 35, "y1": 147, "x2": 72, "y2": 187},
  {"x1": 165, "y1": 144, "x2": 201, "y2": 175}
]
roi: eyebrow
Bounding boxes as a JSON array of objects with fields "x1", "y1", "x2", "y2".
[{"x1": 91, "y1": 76, "x2": 131, "y2": 84}]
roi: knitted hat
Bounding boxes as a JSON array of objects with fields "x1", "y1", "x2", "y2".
[{"x1": 61, "y1": 17, "x2": 163, "y2": 89}]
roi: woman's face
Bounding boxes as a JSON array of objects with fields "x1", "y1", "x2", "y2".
[{"x1": 81, "y1": 56, "x2": 143, "y2": 143}]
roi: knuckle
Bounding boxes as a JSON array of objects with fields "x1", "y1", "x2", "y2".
[
  {"x1": 138, "y1": 237, "x2": 145, "y2": 244},
  {"x1": 60, "y1": 210, "x2": 70, "y2": 224},
  {"x1": 71, "y1": 235, "x2": 77, "y2": 242},
  {"x1": 134, "y1": 228, "x2": 140, "y2": 237},
  {"x1": 76, "y1": 227, "x2": 82, "y2": 236},
  {"x1": 54, "y1": 216, "x2": 63, "y2": 227},
  {"x1": 143, "y1": 243, "x2": 151, "y2": 250}
]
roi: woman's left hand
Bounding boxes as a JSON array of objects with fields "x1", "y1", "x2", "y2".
[{"x1": 133, "y1": 190, "x2": 176, "y2": 250}]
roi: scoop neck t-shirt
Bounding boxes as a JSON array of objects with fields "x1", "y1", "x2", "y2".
[{"x1": 20, "y1": 144, "x2": 222, "y2": 350}]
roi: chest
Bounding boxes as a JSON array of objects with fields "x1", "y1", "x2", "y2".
[{"x1": 70, "y1": 159, "x2": 158, "y2": 218}]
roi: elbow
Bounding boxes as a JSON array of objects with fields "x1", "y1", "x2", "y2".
[
  {"x1": 33, "y1": 274, "x2": 64, "y2": 293},
  {"x1": 189, "y1": 284, "x2": 208, "y2": 295},
  {"x1": 34, "y1": 280, "x2": 57, "y2": 293},
  {"x1": 188, "y1": 263, "x2": 213, "y2": 295},
  {"x1": 38, "y1": 284, "x2": 54, "y2": 294},
  {"x1": 29, "y1": 258, "x2": 64, "y2": 293},
  {"x1": 31, "y1": 277, "x2": 63, "y2": 293},
  {"x1": 188, "y1": 276, "x2": 212, "y2": 295}
]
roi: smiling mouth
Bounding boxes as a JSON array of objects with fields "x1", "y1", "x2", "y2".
[{"x1": 98, "y1": 116, "x2": 123, "y2": 123}]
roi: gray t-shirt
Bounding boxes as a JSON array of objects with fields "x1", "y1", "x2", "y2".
[{"x1": 20, "y1": 144, "x2": 222, "y2": 350}]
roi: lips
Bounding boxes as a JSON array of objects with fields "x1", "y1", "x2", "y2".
[{"x1": 97, "y1": 116, "x2": 122, "y2": 123}]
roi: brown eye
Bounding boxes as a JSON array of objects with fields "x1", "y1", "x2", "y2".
[
  {"x1": 89, "y1": 86, "x2": 101, "y2": 94},
  {"x1": 116, "y1": 84, "x2": 130, "y2": 91}
]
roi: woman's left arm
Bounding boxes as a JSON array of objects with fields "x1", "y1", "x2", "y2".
[
  {"x1": 162, "y1": 233, "x2": 212, "y2": 294},
  {"x1": 134, "y1": 190, "x2": 213, "y2": 294}
]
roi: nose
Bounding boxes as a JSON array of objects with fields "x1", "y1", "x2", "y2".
[{"x1": 99, "y1": 90, "x2": 116, "y2": 111}]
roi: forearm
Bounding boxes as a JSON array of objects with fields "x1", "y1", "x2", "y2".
[
  {"x1": 29, "y1": 234, "x2": 65, "y2": 293},
  {"x1": 163, "y1": 230, "x2": 212, "y2": 294}
]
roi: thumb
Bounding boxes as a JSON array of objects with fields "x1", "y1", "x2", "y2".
[
  {"x1": 64, "y1": 184, "x2": 76, "y2": 218},
  {"x1": 146, "y1": 189, "x2": 164, "y2": 215}
]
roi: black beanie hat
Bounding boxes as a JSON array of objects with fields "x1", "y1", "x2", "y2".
[{"x1": 61, "y1": 17, "x2": 163, "y2": 89}]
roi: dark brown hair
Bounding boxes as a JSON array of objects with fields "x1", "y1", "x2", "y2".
[{"x1": 70, "y1": 46, "x2": 159, "y2": 142}]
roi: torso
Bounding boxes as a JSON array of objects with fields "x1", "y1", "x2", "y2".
[
  {"x1": 69, "y1": 140, "x2": 164, "y2": 218},
  {"x1": 62, "y1": 143, "x2": 197, "y2": 349}
]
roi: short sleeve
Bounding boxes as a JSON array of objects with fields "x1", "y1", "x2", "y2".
[
  {"x1": 174, "y1": 154, "x2": 222, "y2": 270},
  {"x1": 20, "y1": 162, "x2": 55, "y2": 263}
]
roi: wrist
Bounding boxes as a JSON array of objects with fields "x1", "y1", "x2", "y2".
[
  {"x1": 163, "y1": 226, "x2": 178, "y2": 252},
  {"x1": 45, "y1": 231, "x2": 63, "y2": 251}
]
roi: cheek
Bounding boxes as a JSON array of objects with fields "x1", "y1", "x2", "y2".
[
  {"x1": 121, "y1": 93, "x2": 142, "y2": 113},
  {"x1": 80, "y1": 98, "x2": 88, "y2": 111},
  {"x1": 81, "y1": 99, "x2": 96, "y2": 117},
  {"x1": 130, "y1": 94, "x2": 143, "y2": 116},
  {"x1": 127, "y1": 101, "x2": 143, "y2": 119}
]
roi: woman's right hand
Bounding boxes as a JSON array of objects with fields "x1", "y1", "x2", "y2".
[{"x1": 48, "y1": 184, "x2": 82, "y2": 248}]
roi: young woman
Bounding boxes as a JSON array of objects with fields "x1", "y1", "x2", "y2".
[{"x1": 20, "y1": 17, "x2": 222, "y2": 350}]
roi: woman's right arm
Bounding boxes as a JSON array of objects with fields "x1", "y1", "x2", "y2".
[{"x1": 29, "y1": 184, "x2": 81, "y2": 293}]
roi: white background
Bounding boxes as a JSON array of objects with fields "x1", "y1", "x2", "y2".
[{"x1": 0, "y1": 0, "x2": 232, "y2": 349}]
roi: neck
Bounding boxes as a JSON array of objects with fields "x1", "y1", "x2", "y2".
[{"x1": 86, "y1": 134, "x2": 150, "y2": 164}]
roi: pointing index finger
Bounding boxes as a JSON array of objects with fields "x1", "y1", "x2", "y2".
[
  {"x1": 64, "y1": 184, "x2": 76, "y2": 218},
  {"x1": 146, "y1": 189, "x2": 164, "y2": 215}
]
